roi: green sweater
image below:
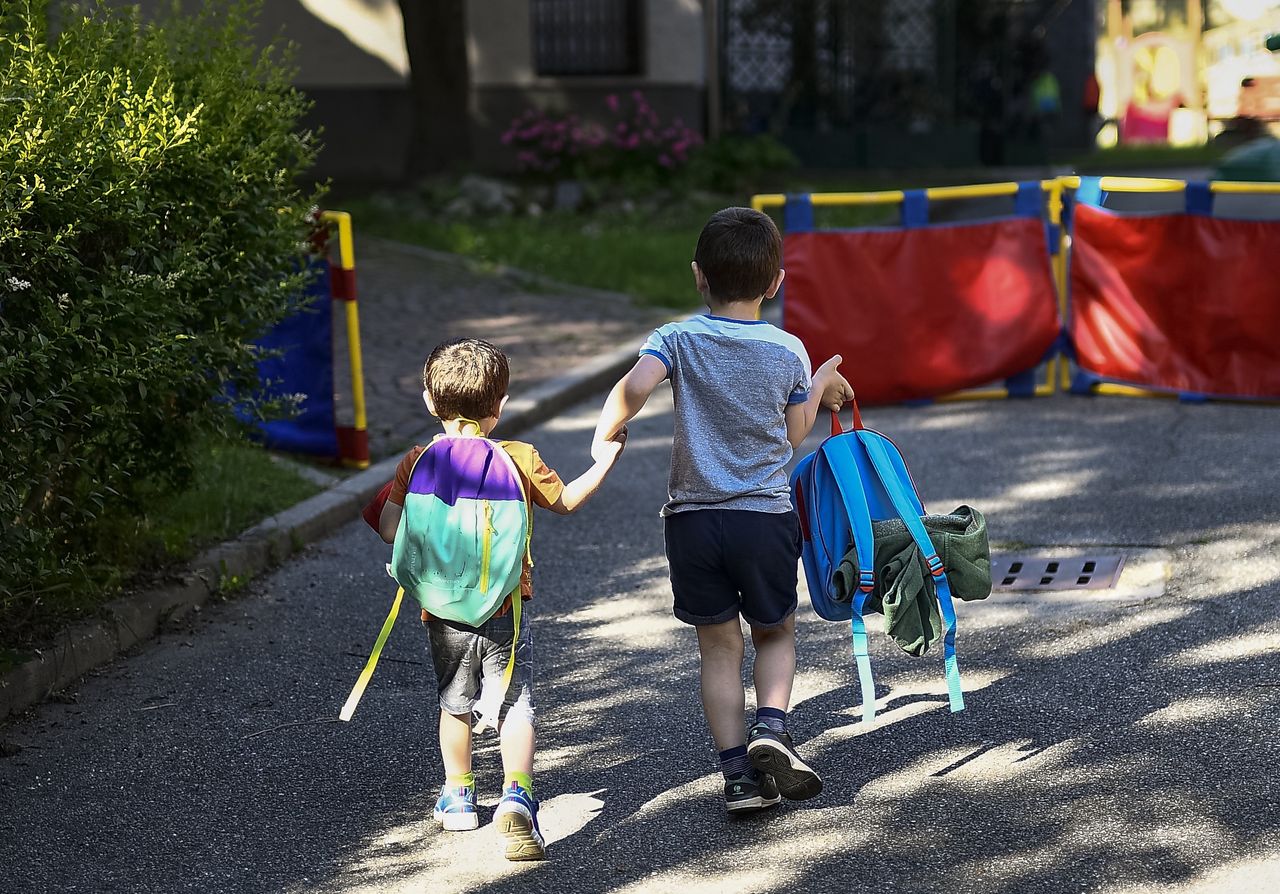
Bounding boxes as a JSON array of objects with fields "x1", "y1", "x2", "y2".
[{"x1": 832, "y1": 505, "x2": 991, "y2": 657}]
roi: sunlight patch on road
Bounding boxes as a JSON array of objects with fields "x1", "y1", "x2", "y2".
[
  {"x1": 1137, "y1": 695, "x2": 1250, "y2": 726},
  {"x1": 1101, "y1": 849, "x2": 1280, "y2": 893},
  {"x1": 1166, "y1": 630, "x2": 1280, "y2": 667},
  {"x1": 803, "y1": 667, "x2": 1008, "y2": 745},
  {"x1": 1018, "y1": 605, "x2": 1191, "y2": 659},
  {"x1": 321, "y1": 790, "x2": 606, "y2": 893}
]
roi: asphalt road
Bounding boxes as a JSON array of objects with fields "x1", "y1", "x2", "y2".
[{"x1": 3, "y1": 389, "x2": 1279, "y2": 894}]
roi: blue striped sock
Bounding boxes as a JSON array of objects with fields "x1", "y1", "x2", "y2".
[
  {"x1": 719, "y1": 745, "x2": 752, "y2": 779},
  {"x1": 756, "y1": 707, "x2": 787, "y2": 734}
]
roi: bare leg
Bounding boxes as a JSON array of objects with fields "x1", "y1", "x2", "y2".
[
  {"x1": 438, "y1": 709, "x2": 473, "y2": 778},
  {"x1": 498, "y1": 711, "x2": 535, "y2": 777},
  {"x1": 695, "y1": 619, "x2": 747, "y2": 751},
  {"x1": 750, "y1": 614, "x2": 796, "y2": 713}
]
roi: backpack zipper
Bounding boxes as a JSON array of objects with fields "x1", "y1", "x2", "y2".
[{"x1": 479, "y1": 500, "x2": 494, "y2": 591}]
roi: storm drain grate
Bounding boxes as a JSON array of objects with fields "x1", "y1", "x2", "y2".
[{"x1": 990, "y1": 554, "x2": 1127, "y2": 591}]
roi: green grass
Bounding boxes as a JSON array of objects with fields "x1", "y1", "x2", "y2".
[
  {"x1": 1072, "y1": 143, "x2": 1227, "y2": 173},
  {"x1": 0, "y1": 435, "x2": 321, "y2": 670},
  {"x1": 345, "y1": 191, "x2": 890, "y2": 309}
]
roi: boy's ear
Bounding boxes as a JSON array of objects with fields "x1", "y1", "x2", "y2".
[
  {"x1": 691, "y1": 261, "x2": 709, "y2": 296},
  {"x1": 765, "y1": 268, "x2": 786, "y2": 300},
  {"x1": 494, "y1": 394, "x2": 509, "y2": 418},
  {"x1": 423, "y1": 389, "x2": 439, "y2": 418}
]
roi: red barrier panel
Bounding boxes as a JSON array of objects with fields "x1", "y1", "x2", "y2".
[
  {"x1": 783, "y1": 218, "x2": 1060, "y2": 403},
  {"x1": 1071, "y1": 205, "x2": 1280, "y2": 399}
]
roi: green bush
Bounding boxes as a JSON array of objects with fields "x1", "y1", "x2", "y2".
[
  {"x1": 684, "y1": 134, "x2": 798, "y2": 195},
  {"x1": 0, "y1": 1, "x2": 321, "y2": 627}
]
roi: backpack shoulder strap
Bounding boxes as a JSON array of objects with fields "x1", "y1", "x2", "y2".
[
  {"x1": 858, "y1": 431, "x2": 965, "y2": 713},
  {"x1": 819, "y1": 432, "x2": 880, "y2": 723}
]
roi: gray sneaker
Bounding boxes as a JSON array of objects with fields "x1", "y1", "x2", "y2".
[
  {"x1": 724, "y1": 772, "x2": 782, "y2": 812},
  {"x1": 747, "y1": 723, "x2": 823, "y2": 800}
]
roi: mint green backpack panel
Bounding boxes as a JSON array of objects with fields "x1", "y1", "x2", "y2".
[{"x1": 389, "y1": 436, "x2": 529, "y2": 626}]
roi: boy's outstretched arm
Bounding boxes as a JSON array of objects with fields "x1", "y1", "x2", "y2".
[
  {"x1": 785, "y1": 354, "x2": 855, "y2": 449},
  {"x1": 549, "y1": 428, "x2": 628, "y2": 514},
  {"x1": 593, "y1": 355, "x2": 668, "y2": 444}
]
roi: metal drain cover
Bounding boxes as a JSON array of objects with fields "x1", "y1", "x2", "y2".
[{"x1": 990, "y1": 554, "x2": 1126, "y2": 590}]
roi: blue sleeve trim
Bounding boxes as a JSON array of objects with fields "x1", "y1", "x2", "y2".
[
  {"x1": 787, "y1": 389, "x2": 811, "y2": 405},
  {"x1": 640, "y1": 348, "x2": 672, "y2": 376}
]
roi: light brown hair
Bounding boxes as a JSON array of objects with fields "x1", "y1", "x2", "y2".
[{"x1": 423, "y1": 338, "x2": 510, "y2": 421}]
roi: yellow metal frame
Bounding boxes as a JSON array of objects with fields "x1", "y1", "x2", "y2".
[
  {"x1": 752, "y1": 181, "x2": 1063, "y2": 401},
  {"x1": 320, "y1": 210, "x2": 370, "y2": 469}
]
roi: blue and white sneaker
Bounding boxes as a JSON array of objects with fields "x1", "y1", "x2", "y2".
[
  {"x1": 433, "y1": 784, "x2": 479, "y2": 831},
  {"x1": 493, "y1": 782, "x2": 546, "y2": 861}
]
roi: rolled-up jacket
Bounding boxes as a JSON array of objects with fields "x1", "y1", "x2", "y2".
[{"x1": 832, "y1": 505, "x2": 991, "y2": 657}]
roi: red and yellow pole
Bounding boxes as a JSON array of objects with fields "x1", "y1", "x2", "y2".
[{"x1": 321, "y1": 210, "x2": 370, "y2": 469}]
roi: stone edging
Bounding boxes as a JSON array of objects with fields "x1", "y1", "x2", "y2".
[{"x1": 0, "y1": 328, "x2": 662, "y2": 723}]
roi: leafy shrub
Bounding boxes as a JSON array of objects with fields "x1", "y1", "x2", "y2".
[
  {"x1": 0, "y1": 1, "x2": 321, "y2": 629},
  {"x1": 683, "y1": 134, "x2": 798, "y2": 194}
]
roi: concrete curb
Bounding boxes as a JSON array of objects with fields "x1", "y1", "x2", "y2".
[{"x1": 0, "y1": 329, "x2": 656, "y2": 723}]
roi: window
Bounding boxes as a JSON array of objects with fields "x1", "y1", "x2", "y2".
[{"x1": 532, "y1": 0, "x2": 642, "y2": 76}]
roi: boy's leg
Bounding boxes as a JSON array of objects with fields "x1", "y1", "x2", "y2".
[
  {"x1": 483, "y1": 610, "x2": 545, "y2": 861},
  {"x1": 733, "y1": 511, "x2": 823, "y2": 801},
  {"x1": 427, "y1": 619, "x2": 482, "y2": 830},
  {"x1": 745, "y1": 615, "x2": 821, "y2": 800},
  {"x1": 694, "y1": 619, "x2": 747, "y2": 752},
  {"x1": 439, "y1": 709, "x2": 474, "y2": 778},
  {"x1": 750, "y1": 615, "x2": 796, "y2": 713}
]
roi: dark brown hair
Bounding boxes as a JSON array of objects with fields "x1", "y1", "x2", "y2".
[
  {"x1": 422, "y1": 338, "x2": 510, "y2": 421},
  {"x1": 693, "y1": 207, "x2": 783, "y2": 303}
]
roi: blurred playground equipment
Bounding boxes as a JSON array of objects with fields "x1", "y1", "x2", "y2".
[
  {"x1": 1095, "y1": 0, "x2": 1280, "y2": 148},
  {"x1": 252, "y1": 210, "x2": 370, "y2": 468},
  {"x1": 755, "y1": 174, "x2": 1280, "y2": 404}
]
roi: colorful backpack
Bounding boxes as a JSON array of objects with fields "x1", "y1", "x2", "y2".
[
  {"x1": 341, "y1": 429, "x2": 530, "y2": 722},
  {"x1": 791, "y1": 402, "x2": 987, "y2": 723}
]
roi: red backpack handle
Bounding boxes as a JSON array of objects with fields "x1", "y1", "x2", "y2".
[{"x1": 829, "y1": 396, "x2": 864, "y2": 436}]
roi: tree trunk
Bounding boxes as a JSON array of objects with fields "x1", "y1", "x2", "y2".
[{"x1": 398, "y1": 0, "x2": 473, "y2": 179}]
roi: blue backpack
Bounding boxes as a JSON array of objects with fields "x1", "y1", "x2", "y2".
[
  {"x1": 790, "y1": 404, "x2": 966, "y2": 723},
  {"x1": 342, "y1": 431, "x2": 531, "y2": 723}
]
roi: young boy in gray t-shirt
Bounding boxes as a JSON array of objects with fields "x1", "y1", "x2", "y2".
[{"x1": 594, "y1": 207, "x2": 853, "y2": 812}]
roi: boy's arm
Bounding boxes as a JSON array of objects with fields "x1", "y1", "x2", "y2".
[
  {"x1": 784, "y1": 354, "x2": 854, "y2": 449},
  {"x1": 547, "y1": 429, "x2": 628, "y2": 514},
  {"x1": 594, "y1": 355, "x2": 668, "y2": 444},
  {"x1": 377, "y1": 501, "x2": 402, "y2": 544}
]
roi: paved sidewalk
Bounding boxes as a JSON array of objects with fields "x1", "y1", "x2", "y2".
[
  {"x1": 3, "y1": 388, "x2": 1279, "y2": 894},
  {"x1": 346, "y1": 238, "x2": 671, "y2": 459}
]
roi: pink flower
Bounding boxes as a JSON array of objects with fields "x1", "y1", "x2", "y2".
[
  {"x1": 606, "y1": 94, "x2": 620, "y2": 113},
  {"x1": 658, "y1": 154, "x2": 673, "y2": 168}
]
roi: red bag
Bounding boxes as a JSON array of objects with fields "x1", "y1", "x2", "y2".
[{"x1": 362, "y1": 481, "x2": 393, "y2": 532}]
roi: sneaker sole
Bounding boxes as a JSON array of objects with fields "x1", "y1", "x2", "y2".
[
  {"x1": 434, "y1": 811, "x2": 479, "y2": 832},
  {"x1": 748, "y1": 740, "x2": 823, "y2": 800},
  {"x1": 495, "y1": 811, "x2": 547, "y2": 861},
  {"x1": 726, "y1": 793, "x2": 782, "y2": 813}
]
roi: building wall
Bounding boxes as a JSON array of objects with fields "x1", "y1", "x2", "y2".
[{"x1": 468, "y1": 0, "x2": 708, "y2": 169}]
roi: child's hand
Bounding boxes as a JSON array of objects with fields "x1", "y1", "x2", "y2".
[
  {"x1": 592, "y1": 426, "x2": 628, "y2": 466},
  {"x1": 815, "y1": 355, "x2": 855, "y2": 411}
]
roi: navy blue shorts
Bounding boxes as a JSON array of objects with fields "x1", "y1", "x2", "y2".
[{"x1": 664, "y1": 509, "x2": 800, "y2": 628}]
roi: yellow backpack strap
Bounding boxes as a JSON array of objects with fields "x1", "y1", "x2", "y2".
[{"x1": 339, "y1": 586, "x2": 404, "y2": 721}]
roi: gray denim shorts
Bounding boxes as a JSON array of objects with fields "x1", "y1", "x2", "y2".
[{"x1": 425, "y1": 607, "x2": 534, "y2": 722}]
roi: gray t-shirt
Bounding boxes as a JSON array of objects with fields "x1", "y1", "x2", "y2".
[{"x1": 642, "y1": 315, "x2": 812, "y2": 516}]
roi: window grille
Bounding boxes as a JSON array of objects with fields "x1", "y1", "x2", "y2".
[{"x1": 532, "y1": 0, "x2": 642, "y2": 76}]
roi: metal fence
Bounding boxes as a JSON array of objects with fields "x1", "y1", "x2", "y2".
[{"x1": 720, "y1": 0, "x2": 1095, "y2": 166}]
